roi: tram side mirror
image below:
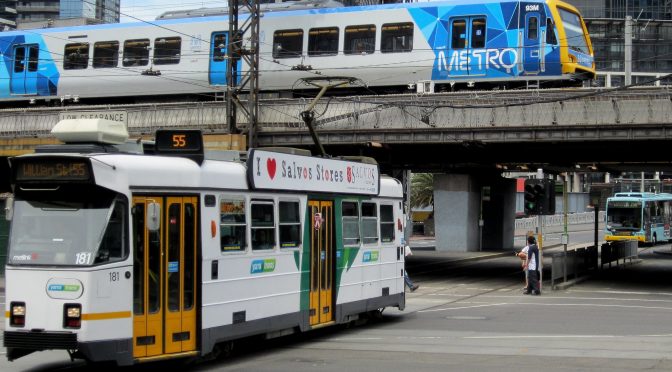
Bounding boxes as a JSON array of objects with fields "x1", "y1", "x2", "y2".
[
  {"x1": 147, "y1": 202, "x2": 160, "y2": 232},
  {"x1": 4, "y1": 196, "x2": 13, "y2": 221}
]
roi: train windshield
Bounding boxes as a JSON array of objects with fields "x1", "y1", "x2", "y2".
[
  {"x1": 606, "y1": 201, "x2": 642, "y2": 231},
  {"x1": 557, "y1": 8, "x2": 590, "y2": 54},
  {"x1": 8, "y1": 188, "x2": 127, "y2": 267}
]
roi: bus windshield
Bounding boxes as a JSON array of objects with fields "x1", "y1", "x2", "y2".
[
  {"x1": 606, "y1": 202, "x2": 642, "y2": 230},
  {"x1": 558, "y1": 8, "x2": 590, "y2": 54},
  {"x1": 8, "y1": 190, "x2": 127, "y2": 266}
]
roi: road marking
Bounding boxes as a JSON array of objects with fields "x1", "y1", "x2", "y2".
[
  {"x1": 569, "y1": 289, "x2": 672, "y2": 297},
  {"x1": 420, "y1": 301, "x2": 672, "y2": 312},
  {"x1": 465, "y1": 335, "x2": 621, "y2": 339},
  {"x1": 419, "y1": 303, "x2": 508, "y2": 312}
]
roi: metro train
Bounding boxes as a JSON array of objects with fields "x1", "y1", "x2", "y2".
[{"x1": 0, "y1": 0, "x2": 595, "y2": 106}]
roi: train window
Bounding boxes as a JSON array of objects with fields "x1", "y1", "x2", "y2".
[
  {"x1": 528, "y1": 17, "x2": 538, "y2": 40},
  {"x1": 451, "y1": 19, "x2": 467, "y2": 49},
  {"x1": 212, "y1": 33, "x2": 226, "y2": 62},
  {"x1": 381, "y1": 23, "x2": 413, "y2": 53},
  {"x1": 308, "y1": 27, "x2": 338, "y2": 56},
  {"x1": 13, "y1": 47, "x2": 25, "y2": 73},
  {"x1": 344, "y1": 25, "x2": 375, "y2": 55},
  {"x1": 546, "y1": 19, "x2": 558, "y2": 44},
  {"x1": 279, "y1": 201, "x2": 301, "y2": 248},
  {"x1": 28, "y1": 46, "x2": 38, "y2": 72},
  {"x1": 471, "y1": 18, "x2": 486, "y2": 48},
  {"x1": 251, "y1": 201, "x2": 276, "y2": 250},
  {"x1": 380, "y1": 204, "x2": 395, "y2": 243},
  {"x1": 64, "y1": 43, "x2": 89, "y2": 70},
  {"x1": 362, "y1": 202, "x2": 378, "y2": 244},
  {"x1": 220, "y1": 198, "x2": 246, "y2": 253},
  {"x1": 154, "y1": 37, "x2": 181, "y2": 65},
  {"x1": 123, "y1": 39, "x2": 150, "y2": 67},
  {"x1": 93, "y1": 41, "x2": 119, "y2": 68},
  {"x1": 273, "y1": 29, "x2": 303, "y2": 59},
  {"x1": 342, "y1": 201, "x2": 360, "y2": 246}
]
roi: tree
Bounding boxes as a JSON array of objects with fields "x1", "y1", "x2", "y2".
[{"x1": 410, "y1": 173, "x2": 434, "y2": 209}]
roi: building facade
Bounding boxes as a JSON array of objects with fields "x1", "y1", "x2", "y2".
[{"x1": 11, "y1": 0, "x2": 119, "y2": 30}]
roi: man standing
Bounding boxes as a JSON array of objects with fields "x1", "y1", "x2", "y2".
[{"x1": 524, "y1": 235, "x2": 541, "y2": 295}]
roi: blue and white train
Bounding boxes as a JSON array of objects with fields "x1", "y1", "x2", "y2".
[{"x1": 0, "y1": 0, "x2": 595, "y2": 106}]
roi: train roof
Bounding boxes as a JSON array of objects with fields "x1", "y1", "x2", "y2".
[{"x1": 5, "y1": 0, "x2": 573, "y2": 35}]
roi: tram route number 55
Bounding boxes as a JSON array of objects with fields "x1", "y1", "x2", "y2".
[{"x1": 172, "y1": 134, "x2": 187, "y2": 148}]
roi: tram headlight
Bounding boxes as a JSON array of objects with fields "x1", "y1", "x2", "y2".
[
  {"x1": 10, "y1": 302, "x2": 26, "y2": 327},
  {"x1": 63, "y1": 303, "x2": 82, "y2": 329}
]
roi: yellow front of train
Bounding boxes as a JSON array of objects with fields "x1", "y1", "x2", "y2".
[{"x1": 549, "y1": 0, "x2": 596, "y2": 80}]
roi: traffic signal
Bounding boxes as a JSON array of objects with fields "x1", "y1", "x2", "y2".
[
  {"x1": 524, "y1": 179, "x2": 542, "y2": 215},
  {"x1": 524, "y1": 179, "x2": 556, "y2": 216}
]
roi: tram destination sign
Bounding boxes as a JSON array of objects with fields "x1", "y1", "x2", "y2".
[
  {"x1": 248, "y1": 149, "x2": 380, "y2": 195},
  {"x1": 12, "y1": 157, "x2": 93, "y2": 182}
]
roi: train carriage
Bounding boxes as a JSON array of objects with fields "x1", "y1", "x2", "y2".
[
  {"x1": 3, "y1": 119, "x2": 406, "y2": 365},
  {"x1": 0, "y1": 0, "x2": 594, "y2": 106}
]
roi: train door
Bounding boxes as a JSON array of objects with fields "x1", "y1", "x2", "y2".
[
  {"x1": 132, "y1": 196, "x2": 198, "y2": 359},
  {"x1": 209, "y1": 32, "x2": 228, "y2": 85},
  {"x1": 448, "y1": 17, "x2": 486, "y2": 77},
  {"x1": 523, "y1": 12, "x2": 541, "y2": 73},
  {"x1": 10, "y1": 44, "x2": 39, "y2": 95},
  {"x1": 308, "y1": 200, "x2": 334, "y2": 326}
]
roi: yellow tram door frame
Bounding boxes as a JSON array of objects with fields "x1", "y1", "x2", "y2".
[
  {"x1": 308, "y1": 200, "x2": 334, "y2": 326},
  {"x1": 132, "y1": 196, "x2": 198, "y2": 359}
]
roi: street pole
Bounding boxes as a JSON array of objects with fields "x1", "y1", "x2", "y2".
[
  {"x1": 624, "y1": 15, "x2": 632, "y2": 86},
  {"x1": 563, "y1": 174, "x2": 568, "y2": 283}
]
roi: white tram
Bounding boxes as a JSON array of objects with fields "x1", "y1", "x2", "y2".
[{"x1": 3, "y1": 120, "x2": 406, "y2": 365}]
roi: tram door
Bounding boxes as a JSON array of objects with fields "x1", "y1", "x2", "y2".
[
  {"x1": 308, "y1": 200, "x2": 334, "y2": 326},
  {"x1": 132, "y1": 196, "x2": 198, "y2": 358}
]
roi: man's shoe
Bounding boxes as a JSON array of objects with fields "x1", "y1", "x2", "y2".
[
  {"x1": 411, "y1": 284, "x2": 419, "y2": 292},
  {"x1": 523, "y1": 291, "x2": 531, "y2": 295}
]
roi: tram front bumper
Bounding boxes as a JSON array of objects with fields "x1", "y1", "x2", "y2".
[{"x1": 4, "y1": 330, "x2": 77, "y2": 360}]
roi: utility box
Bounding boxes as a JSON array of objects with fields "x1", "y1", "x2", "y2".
[{"x1": 416, "y1": 80, "x2": 435, "y2": 94}]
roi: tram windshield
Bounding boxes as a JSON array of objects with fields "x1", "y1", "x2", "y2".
[
  {"x1": 557, "y1": 8, "x2": 590, "y2": 54},
  {"x1": 8, "y1": 189, "x2": 127, "y2": 266}
]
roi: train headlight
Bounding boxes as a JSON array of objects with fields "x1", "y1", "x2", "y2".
[
  {"x1": 63, "y1": 304, "x2": 82, "y2": 329},
  {"x1": 10, "y1": 302, "x2": 26, "y2": 327}
]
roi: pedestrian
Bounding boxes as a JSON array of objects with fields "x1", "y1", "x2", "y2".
[
  {"x1": 404, "y1": 243, "x2": 419, "y2": 292},
  {"x1": 515, "y1": 247, "x2": 528, "y2": 291},
  {"x1": 523, "y1": 235, "x2": 541, "y2": 295}
]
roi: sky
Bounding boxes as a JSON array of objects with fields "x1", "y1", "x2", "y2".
[{"x1": 120, "y1": 0, "x2": 230, "y2": 22}]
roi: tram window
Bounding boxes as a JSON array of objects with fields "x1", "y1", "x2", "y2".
[
  {"x1": 362, "y1": 202, "x2": 378, "y2": 244},
  {"x1": 183, "y1": 203, "x2": 196, "y2": 311},
  {"x1": 471, "y1": 18, "x2": 486, "y2": 48},
  {"x1": 93, "y1": 41, "x2": 119, "y2": 68},
  {"x1": 381, "y1": 23, "x2": 413, "y2": 53},
  {"x1": 273, "y1": 29, "x2": 303, "y2": 59},
  {"x1": 94, "y1": 201, "x2": 127, "y2": 264},
  {"x1": 64, "y1": 43, "x2": 89, "y2": 70},
  {"x1": 546, "y1": 19, "x2": 558, "y2": 44},
  {"x1": 279, "y1": 201, "x2": 301, "y2": 248},
  {"x1": 342, "y1": 201, "x2": 360, "y2": 246},
  {"x1": 308, "y1": 27, "x2": 339, "y2": 56},
  {"x1": 451, "y1": 19, "x2": 467, "y2": 49},
  {"x1": 123, "y1": 39, "x2": 150, "y2": 67},
  {"x1": 344, "y1": 25, "x2": 375, "y2": 55},
  {"x1": 154, "y1": 37, "x2": 181, "y2": 65},
  {"x1": 251, "y1": 201, "x2": 276, "y2": 250},
  {"x1": 133, "y1": 204, "x2": 145, "y2": 315},
  {"x1": 380, "y1": 204, "x2": 395, "y2": 243},
  {"x1": 528, "y1": 17, "x2": 538, "y2": 40},
  {"x1": 220, "y1": 198, "x2": 246, "y2": 252}
]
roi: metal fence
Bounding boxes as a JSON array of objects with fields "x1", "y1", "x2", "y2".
[
  {"x1": 600, "y1": 240, "x2": 639, "y2": 269},
  {"x1": 550, "y1": 245, "x2": 598, "y2": 289},
  {"x1": 515, "y1": 211, "x2": 605, "y2": 230}
]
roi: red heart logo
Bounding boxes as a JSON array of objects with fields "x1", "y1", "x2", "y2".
[{"x1": 267, "y1": 158, "x2": 276, "y2": 180}]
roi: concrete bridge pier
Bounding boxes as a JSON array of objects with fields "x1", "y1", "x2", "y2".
[{"x1": 434, "y1": 173, "x2": 516, "y2": 252}]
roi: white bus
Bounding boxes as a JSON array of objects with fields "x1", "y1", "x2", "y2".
[{"x1": 3, "y1": 120, "x2": 406, "y2": 365}]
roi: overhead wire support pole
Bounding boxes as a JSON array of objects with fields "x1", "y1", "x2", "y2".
[{"x1": 227, "y1": 0, "x2": 260, "y2": 149}]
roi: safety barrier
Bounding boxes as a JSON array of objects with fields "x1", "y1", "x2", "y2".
[
  {"x1": 550, "y1": 245, "x2": 598, "y2": 289},
  {"x1": 515, "y1": 211, "x2": 605, "y2": 230},
  {"x1": 600, "y1": 240, "x2": 638, "y2": 269}
]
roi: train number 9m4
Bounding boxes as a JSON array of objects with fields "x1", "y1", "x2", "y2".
[{"x1": 0, "y1": 0, "x2": 594, "y2": 107}]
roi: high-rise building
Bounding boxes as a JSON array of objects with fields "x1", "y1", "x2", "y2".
[
  {"x1": 0, "y1": 0, "x2": 17, "y2": 30},
  {"x1": 13, "y1": 0, "x2": 119, "y2": 29}
]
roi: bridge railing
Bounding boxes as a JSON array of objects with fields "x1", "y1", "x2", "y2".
[{"x1": 1, "y1": 88, "x2": 672, "y2": 138}]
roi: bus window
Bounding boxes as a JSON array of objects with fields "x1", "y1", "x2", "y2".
[
  {"x1": 362, "y1": 202, "x2": 378, "y2": 244},
  {"x1": 251, "y1": 201, "x2": 275, "y2": 250},
  {"x1": 220, "y1": 198, "x2": 246, "y2": 252},
  {"x1": 342, "y1": 201, "x2": 360, "y2": 245},
  {"x1": 279, "y1": 200, "x2": 301, "y2": 248},
  {"x1": 380, "y1": 204, "x2": 395, "y2": 243}
]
